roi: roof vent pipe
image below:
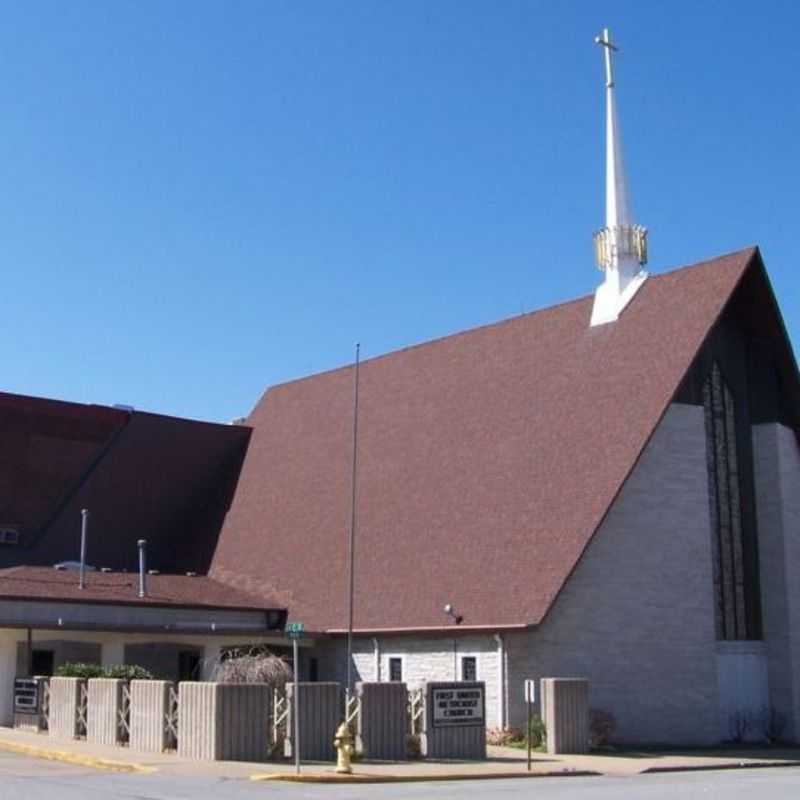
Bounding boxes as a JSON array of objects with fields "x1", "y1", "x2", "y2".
[
  {"x1": 79, "y1": 509, "x2": 89, "y2": 590},
  {"x1": 137, "y1": 539, "x2": 147, "y2": 598}
]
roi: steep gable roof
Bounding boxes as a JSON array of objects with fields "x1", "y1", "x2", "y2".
[
  {"x1": 211, "y1": 247, "x2": 774, "y2": 632},
  {"x1": 0, "y1": 394, "x2": 251, "y2": 574}
]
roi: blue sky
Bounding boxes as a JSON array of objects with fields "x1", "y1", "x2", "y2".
[{"x1": 1, "y1": 1, "x2": 797, "y2": 421}]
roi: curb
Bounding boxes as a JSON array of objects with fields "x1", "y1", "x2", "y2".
[
  {"x1": 0, "y1": 738, "x2": 155, "y2": 774},
  {"x1": 643, "y1": 760, "x2": 800, "y2": 775},
  {"x1": 250, "y1": 769, "x2": 600, "y2": 784}
]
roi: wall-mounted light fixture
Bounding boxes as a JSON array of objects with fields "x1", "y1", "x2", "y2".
[{"x1": 443, "y1": 603, "x2": 463, "y2": 625}]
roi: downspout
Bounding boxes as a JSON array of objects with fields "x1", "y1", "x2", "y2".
[
  {"x1": 372, "y1": 637, "x2": 380, "y2": 682},
  {"x1": 494, "y1": 633, "x2": 505, "y2": 729}
]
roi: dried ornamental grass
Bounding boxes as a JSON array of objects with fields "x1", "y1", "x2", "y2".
[{"x1": 211, "y1": 648, "x2": 291, "y2": 690}]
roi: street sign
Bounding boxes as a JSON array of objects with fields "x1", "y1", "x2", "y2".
[
  {"x1": 524, "y1": 679, "x2": 536, "y2": 704},
  {"x1": 285, "y1": 622, "x2": 305, "y2": 640}
]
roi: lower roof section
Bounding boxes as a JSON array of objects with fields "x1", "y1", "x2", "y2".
[
  {"x1": 0, "y1": 599, "x2": 283, "y2": 635},
  {"x1": 0, "y1": 567, "x2": 287, "y2": 633}
]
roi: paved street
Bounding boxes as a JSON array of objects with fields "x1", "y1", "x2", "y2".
[{"x1": 2, "y1": 751, "x2": 800, "y2": 800}]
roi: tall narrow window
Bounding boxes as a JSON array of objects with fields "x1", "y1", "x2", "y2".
[
  {"x1": 703, "y1": 363, "x2": 749, "y2": 640},
  {"x1": 461, "y1": 656, "x2": 477, "y2": 682},
  {"x1": 388, "y1": 657, "x2": 403, "y2": 682}
]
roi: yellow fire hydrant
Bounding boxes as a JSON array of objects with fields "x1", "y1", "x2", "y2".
[{"x1": 333, "y1": 721, "x2": 354, "y2": 774}]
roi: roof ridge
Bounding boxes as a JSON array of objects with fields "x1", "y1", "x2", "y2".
[{"x1": 256, "y1": 246, "x2": 760, "y2": 402}]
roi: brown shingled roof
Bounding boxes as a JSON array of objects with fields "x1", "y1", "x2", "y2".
[
  {"x1": 210, "y1": 248, "x2": 772, "y2": 632},
  {"x1": 0, "y1": 566, "x2": 281, "y2": 611},
  {"x1": 0, "y1": 396, "x2": 251, "y2": 575}
]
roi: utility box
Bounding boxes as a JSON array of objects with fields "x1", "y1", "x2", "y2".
[{"x1": 13, "y1": 676, "x2": 49, "y2": 732}]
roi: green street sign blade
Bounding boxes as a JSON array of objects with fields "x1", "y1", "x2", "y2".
[{"x1": 285, "y1": 621, "x2": 305, "y2": 639}]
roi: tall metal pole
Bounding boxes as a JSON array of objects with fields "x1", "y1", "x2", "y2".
[
  {"x1": 527, "y1": 696, "x2": 532, "y2": 772},
  {"x1": 137, "y1": 539, "x2": 147, "y2": 598},
  {"x1": 293, "y1": 637, "x2": 301, "y2": 774},
  {"x1": 79, "y1": 509, "x2": 89, "y2": 589},
  {"x1": 345, "y1": 344, "x2": 361, "y2": 706}
]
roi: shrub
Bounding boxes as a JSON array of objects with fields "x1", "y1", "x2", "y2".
[
  {"x1": 405, "y1": 734, "x2": 422, "y2": 759},
  {"x1": 486, "y1": 718, "x2": 546, "y2": 750},
  {"x1": 54, "y1": 663, "x2": 154, "y2": 680},
  {"x1": 527, "y1": 714, "x2": 547, "y2": 748},
  {"x1": 486, "y1": 726, "x2": 525, "y2": 747},
  {"x1": 104, "y1": 664, "x2": 155, "y2": 681},
  {"x1": 54, "y1": 663, "x2": 105, "y2": 679},
  {"x1": 589, "y1": 709, "x2": 616, "y2": 748}
]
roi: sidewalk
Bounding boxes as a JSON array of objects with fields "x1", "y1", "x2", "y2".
[{"x1": 1, "y1": 726, "x2": 799, "y2": 782}]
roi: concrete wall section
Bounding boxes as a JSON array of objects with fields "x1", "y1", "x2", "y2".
[
  {"x1": 130, "y1": 680, "x2": 174, "y2": 753},
  {"x1": 284, "y1": 682, "x2": 341, "y2": 761},
  {"x1": 356, "y1": 682, "x2": 407, "y2": 760},
  {"x1": 753, "y1": 423, "x2": 800, "y2": 742},
  {"x1": 542, "y1": 678, "x2": 589, "y2": 754},
  {"x1": 507, "y1": 404, "x2": 720, "y2": 745},
  {"x1": 0, "y1": 632, "x2": 18, "y2": 726},
  {"x1": 86, "y1": 678, "x2": 124, "y2": 745},
  {"x1": 178, "y1": 682, "x2": 270, "y2": 762},
  {"x1": 177, "y1": 682, "x2": 217, "y2": 760},
  {"x1": 48, "y1": 677, "x2": 84, "y2": 740}
]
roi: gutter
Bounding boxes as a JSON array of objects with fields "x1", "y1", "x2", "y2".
[{"x1": 326, "y1": 623, "x2": 529, "y2": 635}]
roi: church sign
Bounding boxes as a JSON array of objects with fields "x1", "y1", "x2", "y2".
[{"x1": 430, "y1": 682, "x2": 485, "y2": 728}]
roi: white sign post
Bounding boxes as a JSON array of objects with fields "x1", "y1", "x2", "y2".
[{"x1": 524, "y1": 679, "x2": 536, "y2": 772}]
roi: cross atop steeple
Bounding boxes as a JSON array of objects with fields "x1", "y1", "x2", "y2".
[
  {"x1": 594, "y1": 28, "x2": 618, "y2": 88},
  {"x1": 590, "y1": 27, "x2": 649, "y2": 327}
]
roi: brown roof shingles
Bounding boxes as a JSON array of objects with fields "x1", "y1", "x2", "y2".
[
  {"x1": 211, "y1": 248, "x2": 760, "y2": 632},
  {"x1": 0, "y1": 566, "x2": 281, "y2": 611}
]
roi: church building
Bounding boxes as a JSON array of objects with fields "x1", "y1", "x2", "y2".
[{"x1": 0, "y1": 30, "x2": 797, "y2": 745}]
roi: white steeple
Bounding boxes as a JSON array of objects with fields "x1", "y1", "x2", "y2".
[{"x1": 590, "y1": 28, "x2": 649, "y2": 327}]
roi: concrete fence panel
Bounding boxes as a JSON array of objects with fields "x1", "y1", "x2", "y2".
[
  {"x1": 130, "y1": 680, "x2": 174, "y2": 753},
  {"x1": 356, "y1": 682, "x2": 407, "y2": 760},
  {"x1": 422, "y1": 681, "x2": 487, "y2": 759},
  {"x1": 284, "y1": 682, "x2": 341, "y2": 761},
  {"x1": 542, "y1": 678, "x2": 589, "y2": 755},
  {"x1": 87, "y1": 678, "x2": 124, "y2": 746},
  {"x1": 48, "y1": 677, "x2": 84, "y2": 740},
  {"x1": 178, "y1": 682, "x2": 271, "y2": 762}
]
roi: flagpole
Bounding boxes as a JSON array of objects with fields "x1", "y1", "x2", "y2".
[{"x1": 345, "y1": 343, "x2": 361, "y2": 709}]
